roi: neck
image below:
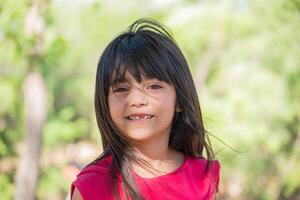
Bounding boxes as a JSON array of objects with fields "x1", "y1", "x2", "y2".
[
  {"x1": 131, "y1": 130, "x2": 170, "y2": 164},
  {"x1": 129, "y1": 135, "x2": 184, "y2": 178}
]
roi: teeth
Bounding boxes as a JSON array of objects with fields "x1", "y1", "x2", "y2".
[{"x1": 128, "y1": 115, "x2": 152, "y2": 120}]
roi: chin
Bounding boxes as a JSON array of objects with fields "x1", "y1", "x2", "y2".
[
  {"x1": 127, "y1": 134, "x2": 153, "y2": 142},
  {"x1": 126, "y1": 131, "x2": 155, "y2": 142}
]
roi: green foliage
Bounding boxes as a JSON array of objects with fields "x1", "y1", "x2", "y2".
[
  {"x1": 0, "y1": 0, "x2": 300, "y2": 199},
  {"x1": 0, "y1": 78, "x2": 15, "y2": 115},
  {"x1": 0, "y1": 173, "x2": 14, "y2": 200},
  {"x1": 37, "y1": 166, "x2": 69, "y2": 200},
  {"x1": 44, "y1": 107, "x2": 88, "y2": 148}
]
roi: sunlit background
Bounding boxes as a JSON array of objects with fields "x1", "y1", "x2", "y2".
[{"x1": 0, "y1": 0, "x2": 300, "y2": 199}]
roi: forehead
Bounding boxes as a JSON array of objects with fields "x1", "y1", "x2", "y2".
[
  {"x1": 110, "y1": 68, "x2": 162, "y2": 86},
  {"x1": 110, "y1": 63, "x2": 163, "y2": 85},
  {"x1": 107, "y1": 51, "x2": 173, "y2": 88}
]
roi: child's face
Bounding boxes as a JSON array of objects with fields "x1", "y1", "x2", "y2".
[{"x1": 108, "y1": 72, "x2": 177, "y2": 144}]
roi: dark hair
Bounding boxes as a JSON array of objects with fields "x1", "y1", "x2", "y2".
[{"x1": 94, "y1": 18, "x2": 216, "y2": 200}]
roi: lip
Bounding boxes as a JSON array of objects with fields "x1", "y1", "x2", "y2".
[{"x1": 126, "y1": 113, "x2": 154, "y2": 120}]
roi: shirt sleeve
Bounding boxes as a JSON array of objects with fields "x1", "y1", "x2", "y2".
[
  {"x1": 70, "y1": 177, "x2": 85, "y2": 200},
  {"x1": 214, "y1": 160, "x2": 221, "y2": 193}
]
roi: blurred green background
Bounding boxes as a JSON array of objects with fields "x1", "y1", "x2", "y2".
[{"x1": 0, "y1": 0, "x2": 300, "y2": 199}]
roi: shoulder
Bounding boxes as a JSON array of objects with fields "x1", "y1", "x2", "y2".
[
  {"x1": 189, "y1": 156, "x2": 220, "y2": 167},
  {"x1": 188, "y1": 156, "x2": 221, "y2": 178},
  {"x1": 71, "y1": 155, "x2": 113, "y2": 200},
  {"x1": 75, "y1": 155, "x2": 112, "y2": 183},
  {"x1": 189, "y1": 156, "x2": 221, "y2": 192}
]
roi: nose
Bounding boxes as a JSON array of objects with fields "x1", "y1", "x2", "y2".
[{"x1": 129, "y1": 87, "x2": 148, "y2": 107}]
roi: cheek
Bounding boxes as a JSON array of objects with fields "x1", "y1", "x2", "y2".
[
  {"x1": 108, "y1": 96, "x2": 124, "y2": 121},
  {"x1": 159, "y1": 93, "x2": 176, "y2": 117}
]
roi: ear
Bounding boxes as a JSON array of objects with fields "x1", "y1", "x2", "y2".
[
  {"x1": 175, "y1": 105, "x2": 182, "y2": 112},
  {"x1": 175, "y1": 99, "x2": 182, "y2": 112}
]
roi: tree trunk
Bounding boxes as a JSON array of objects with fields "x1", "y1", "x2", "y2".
[{"x1": 15, "y1": 71, "x2": 48, "y2": 200}]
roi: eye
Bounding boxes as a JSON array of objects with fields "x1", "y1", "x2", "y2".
[
  {"x1": 113, "y1": 87, "x2": 129, "y2": 93},
  {"x1": 148, "y1": 84, "x2": 162, "y2": 90}
]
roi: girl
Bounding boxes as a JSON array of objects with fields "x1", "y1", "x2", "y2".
[{"x1": 71, "y1": 18, "x2": 220, "y2": 200}]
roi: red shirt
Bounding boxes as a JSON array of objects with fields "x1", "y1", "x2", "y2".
[{"x1": 71, "y1": 155, "x2": 220, "y2": 200}]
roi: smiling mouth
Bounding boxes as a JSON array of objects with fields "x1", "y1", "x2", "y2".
[{"x1": 126, "y1": 115, "x2": 154, "y2": 120}]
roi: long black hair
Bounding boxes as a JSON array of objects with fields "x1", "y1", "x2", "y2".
[{"x1": 94, "y1": 18, "x2": 216, "y2": 200}]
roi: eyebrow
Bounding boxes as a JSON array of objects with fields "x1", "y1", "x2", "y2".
[
  {"x1": 111, "y1": 78, "x2": 130, "y2": 87},
  {"x1": 111, "y1": 77, "x2": 164, "y2": 87}
]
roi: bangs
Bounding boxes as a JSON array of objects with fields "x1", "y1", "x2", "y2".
[{"x1": 108, "y1": 32, "x2": 174, "y2": 87}]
